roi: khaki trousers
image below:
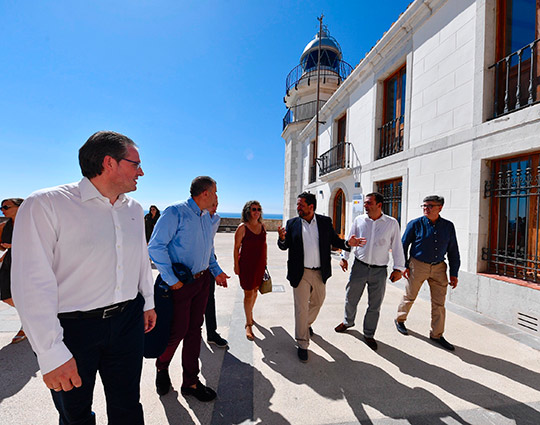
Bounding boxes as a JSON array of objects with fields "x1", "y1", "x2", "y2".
[
  {"x1": 293, "y1": 269, "x2": 325, "y2": 349},
  {"x1": 396, "y1": 257, "x2": 449, "y2": 338}
]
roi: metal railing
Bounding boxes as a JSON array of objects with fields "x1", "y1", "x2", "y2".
[
  {"x1": 483, "y1": 162, "x2": 540, "y2": 284},
  {"x1": 377, "y1": 180, "x2": 402, "y2": 225},
  {"x1": 490, "y1": 38, "x2": 540, "y2": 118},
  {"x1": 283, "y1": 100, "x2": 326, "y2": 130},
  {"x1": 285, "y1": 60, "x2": 353, "y2": 95},
  {"x1": 317, "y1": 142, "x2": 352, "y2": 176},
  {"x1": 378, "y1": 115, "x2": 404, "y2": 159}
]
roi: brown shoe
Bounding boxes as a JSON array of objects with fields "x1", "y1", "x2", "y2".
[{"x1": 334, "y1": 323, "x2": 349, "y2": 333}]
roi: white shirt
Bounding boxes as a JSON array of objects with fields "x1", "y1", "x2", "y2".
[
  {"x1": 342, "y1": 213, "x2": 406, "y2": 270},
  {"x1": 302, "y1": 215, "x2": 321, "y2": 268},
  {"x1": 11, "y1": 178, "x2": 154, "y2": 374}
]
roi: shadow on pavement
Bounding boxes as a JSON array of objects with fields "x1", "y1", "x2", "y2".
[
  {"x1": 0, "y1": 339, "x2": 39, "y2": 402},
  {"x1": 355, "y1": 330, "x2": 540, "y2": 425},
  {"x1": 158, "y1": 389, "x2": 196, "y2": 425},
  {"x1": 255, "y1": 324, "x2": 468, "y2": 424}
]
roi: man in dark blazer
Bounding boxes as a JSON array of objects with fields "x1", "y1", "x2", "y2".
[{"x1": 278, "y1": 192, "x2": 364, "y2": 362}]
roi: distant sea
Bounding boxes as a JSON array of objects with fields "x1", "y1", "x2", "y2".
[{"x1": 143, "y1": 210, "x2": 283, "y2": 220}]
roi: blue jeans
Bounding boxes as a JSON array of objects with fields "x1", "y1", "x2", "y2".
[{"x1": 51, "y1": 294, "x2": 145, "y2": 425}]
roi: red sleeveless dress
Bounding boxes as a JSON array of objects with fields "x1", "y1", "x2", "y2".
[{"x1": 238, "y1": 225, "x2": 267, "y2": 290}]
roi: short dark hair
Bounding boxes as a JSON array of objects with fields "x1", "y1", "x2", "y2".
[
  {"x1": 366, "y1": 192, "x2": 384, "y2": 205},
  {"x1": 79, "y1": 131, "x2": 136, "y2": 179},
  {"x1": 298, "y1": 192, "x2": 316, "y2": 211},
  {"x1": 1, "y1": 198, "x2": 24, "y2": 207},
  {"x1": 190, "y1": 176, "x2": 216, "y2": 197},
  {"x1": 241, "y1": 200, "x2": 263, "y2": 223},
  {"x1": 423, "y1": 195, "x2": 445, "y2": 206}
]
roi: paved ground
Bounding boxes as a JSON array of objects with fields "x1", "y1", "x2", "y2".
[{"x1": 1, "y1": 232, "x2": 540, "y2": 424}]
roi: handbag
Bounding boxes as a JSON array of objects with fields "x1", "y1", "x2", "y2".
[{"x1": 259, "y1": 267, "x2": 272, "y2": 294}]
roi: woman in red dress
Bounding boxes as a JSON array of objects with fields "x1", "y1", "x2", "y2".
[{"x1": 233, "y1": 200, "x2": 267, "y2": 340}]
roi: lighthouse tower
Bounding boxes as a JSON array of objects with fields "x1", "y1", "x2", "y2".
[{"x1": 281, "y1": 25, "x2": 352, "y2": 219}]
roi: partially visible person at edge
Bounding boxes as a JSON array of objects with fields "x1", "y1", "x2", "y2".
[
  {"x1": 277, "y1": 192, "x2": 365, "y2": 363},
  {"x1": 394, "y1": 195, "x2": 460, "y2": 351},
  {"x1": 0, "y1": 197, "x2": 26, "y2": 344},
  {"x1": 11, "y1": 131, "x2": 156, "y2": 425},
  {"x1": 334, "y1": 192, "x2": 405, "y2": 351},
  {"x1": 204, "y1": 200, "x2": 228, "y2": 348},
  {"x1": 148, "y1": 176, "x2": 230, "y2": 401},
  {"x1": 233, "y1": 200, "x2": 267, "y2": 341},
  {"x1": 144, "y1": 205, "x2": 160, "y2": 243}
]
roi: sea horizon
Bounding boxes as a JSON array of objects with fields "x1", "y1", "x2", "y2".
[{"x1": 144, "y1": 211, "x2": 283, "y2": 220}]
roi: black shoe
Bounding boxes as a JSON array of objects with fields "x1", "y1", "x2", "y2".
[
  {"x1": 156, "y1": 369, "x2": 171, "y2": 396},
  {"x1": 309, "y1": 327, "x2": 314, "y2": 337},
  {"x1": 181, "y1": 381, "x2": 217, "y2": 402},
  {"x1": 297, "y1": 347, "x2": 308, "y2": 363},
  {"x1": 363, "y1": 336, "x2": 378, "y2": 351},
  {"x1": 394, "y1": 319, "x2": 408, "y2": 335},
  {"x1": 430, "y1": 336, "x2": 455, "y2": 351},
  {"x1": 207, "y1": 333, "x2": 228, "y2": 348}
]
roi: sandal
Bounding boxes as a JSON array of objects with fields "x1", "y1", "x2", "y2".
[
  {"x1": 245, "y1": 323, "x2": 254, "y2": 341},
  {"x1": 11, "y1": 328, "x2": 26, "y2": 344}
]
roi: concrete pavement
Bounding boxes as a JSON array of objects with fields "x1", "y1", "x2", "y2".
[{"x1": 1, "y1": 232, "x2": 540, "y2": 424}]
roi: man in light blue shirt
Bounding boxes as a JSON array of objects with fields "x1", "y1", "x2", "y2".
[{"x1": 148, "y1": 176, "x2": 229, "y2": 401}]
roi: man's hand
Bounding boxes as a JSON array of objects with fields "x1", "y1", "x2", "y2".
[
  {"x1": 144, "y1": 309, "x2": 157, "y2": 333},
  {"x1": 449, "y1": 276, "x2": 458, "y2": 289},
  {"x1": 170, "y1": 281, "x2": 184, "y2": 290},
  {"x1": 340, "y1": 259, "x2": 348, "y2": 272},
  {"x1": 389, "y1": 270, "x2": 402, "y2": 283},
  {"x1": 43, "y1": 357, "x2": 82, "y2": 392},
  {"x1": 403, "y1": 268, "x2": 410, "y2": 280},
  {"x1": 348, "y1": 236, "x2": 366, "y2": 247},
  {"x1": 277, "y1": 226, "x2": 286, "y2": 241},
  {"x1": 215, "y1": 272, "x2": 230, "y2": 288}
]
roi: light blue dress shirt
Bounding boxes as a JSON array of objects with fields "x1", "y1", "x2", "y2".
[{"x1": 148, "y1": 198, "x2": 223, "y2": 286}]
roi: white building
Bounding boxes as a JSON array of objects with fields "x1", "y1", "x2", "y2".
[{"x1": 281, "y1": 0, "x2": 540, "y2": 334}]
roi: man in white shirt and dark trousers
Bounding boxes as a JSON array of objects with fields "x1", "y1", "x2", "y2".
[
  {"x1": 335, "y1": 192, "x2": 405, "y2": 351},
  {"x1": 12, "y1": 131, "x2": 156, "y2": 425}
]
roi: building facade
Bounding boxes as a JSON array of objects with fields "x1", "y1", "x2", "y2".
[{"x1": 281, "y1": 0, "x2": 540, "y2": 334}]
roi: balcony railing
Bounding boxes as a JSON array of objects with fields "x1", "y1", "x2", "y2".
[
  {"x1": 490, "y1": 38, "x2": 540, "y2": 118},
  {"x1": 318, "y1": 142, "x2": 352, "y2": 176},
  {"x1": 378, "y1": 115, "x2": 404, "y2": 159},
  {"x1": 285, "y1": 60, "x2": 354, "y2": 95},
  {"x1": 283, "y1": 100, "x2": 326, "y2": 130}
]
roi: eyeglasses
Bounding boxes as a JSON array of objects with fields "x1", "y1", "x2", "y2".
[
  {"x1": 251, "y1": 207, "x2": 262, "y2": 212},
  {"x1": 120, "y1": 158, "x2": 142, "y2": 170},
  {"x1": 421, "y1": 204, "x2": 441, "y2": 209},
  {"x1": 0, "y1": 205, "x2": 11, "y2": 210}
]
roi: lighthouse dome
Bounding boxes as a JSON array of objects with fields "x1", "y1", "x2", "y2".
[{"x1": 299, "y1": 27, "x2": 343, "y2": 72}]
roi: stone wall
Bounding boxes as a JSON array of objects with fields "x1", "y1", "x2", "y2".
[{"x1": 217, "y1": 218, "x2": 281, "y2": 233}]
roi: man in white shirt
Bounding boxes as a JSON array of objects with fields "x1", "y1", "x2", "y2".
[
  {"x1": 335, "y1": 192, "x2": 405, "y2": 351},
  {"x1": 12, "y1": 131, "x2": 156, "y2": 425}
]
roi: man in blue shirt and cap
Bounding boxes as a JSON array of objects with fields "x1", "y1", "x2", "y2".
[{"x1": 395, "y1": 195, "x2": 460, "y2": 351}]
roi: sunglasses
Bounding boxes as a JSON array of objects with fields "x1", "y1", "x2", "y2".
[
  {"x1": 251, "y1": 207, "x2": 262, "y2": 212},
  {"x1": 1, "y1": 205, "x2": 12, "y2": 211},
  {"x1": 421, "y1": 204, "x2": 441, "y2": 209}
]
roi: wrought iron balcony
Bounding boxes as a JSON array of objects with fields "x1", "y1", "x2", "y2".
[
  {"x1": 490, "y1": 38, "x2": 540, "y2": 118},
  {"x1": 318, "y1": 142, "x2": 352, "y2": 176},
  {"x1": 378, "y1": 115, "x2": 404, "y2": 159},
  {"x1": 285, "y1": 60, "x2": 353, "y2": 96},
  {"x1": 283, "y1": 100, "x2": 326, "y2": 130}
]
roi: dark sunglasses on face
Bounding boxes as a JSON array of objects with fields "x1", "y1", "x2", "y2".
[
  {"x1": 1, "y1": 205, "x2": 12, "y2": 210},
  {"x1": 251, "y1": 207, "x2": 262, "y2": 212}
]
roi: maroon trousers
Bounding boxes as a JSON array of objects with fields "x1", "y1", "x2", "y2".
[{"x1": 156, "y1": 270, "x2": 211, "y2": 387}]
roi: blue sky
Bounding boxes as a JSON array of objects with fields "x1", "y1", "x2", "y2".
[{"x1": 1, "y1": 1, "x2": 408, "y2": 214}]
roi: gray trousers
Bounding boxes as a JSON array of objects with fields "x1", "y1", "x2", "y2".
[{"x1": 343, "y1": 258, "x2": 387, "y2": 338}]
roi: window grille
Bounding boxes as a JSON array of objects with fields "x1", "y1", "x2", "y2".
[{"x1": 377, "y1": 178, "x2": 402, "y2": 225}]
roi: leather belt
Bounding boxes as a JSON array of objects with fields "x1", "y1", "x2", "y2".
[
  {"x1": 58, "y1": 299, "x2": 133, "y2": 320},
  {"x1": 357, "y1": 260, "x2": 387, "y2": 269},
  {"x1": 193, "y1": 269, "x2": 208, "y2": 280}
]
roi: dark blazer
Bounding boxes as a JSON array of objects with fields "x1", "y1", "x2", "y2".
[{"x1": 277, "y1": 214, "x2": 349, "y2": 288}]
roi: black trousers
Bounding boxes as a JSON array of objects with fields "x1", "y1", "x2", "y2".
[
  {"x1": 51, "y1": 294, "x2": 145, "y2": 425},
  {"x1": 204, "y1": 276, "x2": 218, "y2": 337}
]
